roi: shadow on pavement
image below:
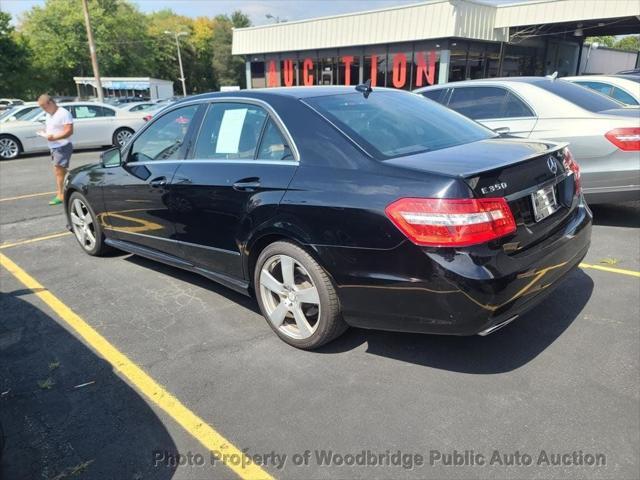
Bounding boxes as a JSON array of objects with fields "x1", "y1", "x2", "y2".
[
  {"x1": 590, "y1": 201, "x2": 639, "y2": 228},
  {"x1": 0, "y1": 290, "x2": 178, "y2": 480},
  {"x1": 319, "y1": 269, "x2": 594, "y2": 374}
]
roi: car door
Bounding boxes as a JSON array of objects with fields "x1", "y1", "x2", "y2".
[
  {"x1": 69, "y1": 104, "x2": 115, "y2": 147},
  {"x1": 101, "y1": 103, "x2": 203, "y2": 258},
  {"x1": 446, "y1": 86, "x2": 537, "y2": 136},
  {"x1": 170, "y1": 100, "x2": 298, "y2": 279}
]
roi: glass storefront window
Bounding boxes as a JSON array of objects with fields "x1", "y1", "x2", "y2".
[
  {"x1": 319, "y1": 54, "x2": 338, "y2": 85},
  {"x1": 280, "y1": 56, "x2": 298, "y2": 87},
  {"x1": 413, "y1": 43, "x2": 440, "y2": 88},
  {"x1": 250, "y1": 56, "x2": 266, "y2": 89},
  {"x1": 449, "y1": 41, "x2": 468, "y2": 82},
  {"x1": 338, "y1": 53, "x2": 360, "y2": 86},
  {"x1": 387, "y1": 44, "x2": 413, "y2": 90},
  {"x1": 364, "y1": 48, "x2": 387, "y2": 87},
  {"x1": 299, "y1": 54, "x2": 316, "y2": 86}
]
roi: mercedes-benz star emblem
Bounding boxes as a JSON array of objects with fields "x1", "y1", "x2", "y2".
[{"x1": 547, "y1": 156, "x2": 558, "y2": 174}]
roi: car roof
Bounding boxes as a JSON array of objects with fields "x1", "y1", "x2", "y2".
[{"x1": 175, "y1": 86, "x2": 396, "y2": 104}]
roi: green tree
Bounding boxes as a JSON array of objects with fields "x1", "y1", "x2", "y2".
[
  {"x1": 0, "y1": 12, "x2": 34, "y2": 98},
  {"x1": 585, "y1": 36, "x2": 615, "y2": 48},
  {"x1": 211, "y1": 11, "x2": 251, "y2": 89},
  {"x1": 614, "y1": 35, "x2": 640, "y2": 52},
  {"x1": 20, "y1": 0, "x2": 152, "y2": 95}
]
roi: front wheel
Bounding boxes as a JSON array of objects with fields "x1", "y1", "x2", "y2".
[
  {"x1": 254, "y1": 241, "x2": 347, "y2": 349},
  {"x1": 66, "y1": 192, "x2": 110, "y2": 256}
]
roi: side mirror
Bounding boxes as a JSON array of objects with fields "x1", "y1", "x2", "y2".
[
  {"x1": 36, "y1": 117, "x2": 46, "y2": 123},
  {"x1": 493, "y1": 126, "x2": 511, "y2": 137},
  {"x1": 100, "y1": 147, "x2": 122, "y2": 168}
]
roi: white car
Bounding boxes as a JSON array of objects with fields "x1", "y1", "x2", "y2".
[
  {"x1": 563, "y1": 75, "x2": 640, "y2": 106},
  {"x1": 0, "y1": 103, "x2": 40, "y2": 124},
  {"x1": 0, "y1": 102, "x2": 146, "y2": 160},
  {"x1": 117, "y1": 102, "x2": 158, "y2": 114}
]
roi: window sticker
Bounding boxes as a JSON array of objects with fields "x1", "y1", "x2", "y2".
[{"x1": 216, "y1": 108, "x2": 247, "y2": 154}]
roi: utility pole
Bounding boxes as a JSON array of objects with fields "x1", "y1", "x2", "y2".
[
  {"x1": 165, "y1": 31, "x2": 188, "y2": 96},
  {"x1": 81, "y1": 0, "x2": 103, "y2": 102}
]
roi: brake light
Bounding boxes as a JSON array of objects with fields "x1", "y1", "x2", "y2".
[
  {"x1": 562, "y1": 147, "x2": 581, "y2": 194},
  {"x1": 605, "y1": 127, "x2": 640, "y2": 151},
  {"x1": 385, "y1": 197, "x2": 516, "y2": 247}
]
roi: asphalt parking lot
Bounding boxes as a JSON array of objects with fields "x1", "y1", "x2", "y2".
[{"x1": 1, "y1": 149, "x2": 638, "y2": 480}]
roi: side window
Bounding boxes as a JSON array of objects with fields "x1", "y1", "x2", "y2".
[
  {"x1": 257, "y1": 119, "x2": 293, "y2": 161},
  {"x1": 610, "y1": 87, "x2": 638, "y2": 105},
  {"x1": 502, "y1": 91, "x2": 534, "y2": 118},
  {"x1": 576, "y1": 81, "x2": 612, "y2": 96},
  {"x1": 193, "y1": 103, "x2": 267, "y2": 160},
  {"x1": 421, "y1": 89, "x2": 447, "y2": 105},
  {"x1": 129, "y1": 105, "x2": 199, "y2": 162},
  {"x1": 73, "y1": 105, "x2": 102, "y2": 119},
  {"x1": 100, "y1": 107, "x2": 116, "y2": 117},
  {"x1": 448, "y1": 87, "x2": 508, "y2": 120}
]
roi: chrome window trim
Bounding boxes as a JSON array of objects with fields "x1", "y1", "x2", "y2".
[{"x1": 124, "y1": 96, "x2": 301, "y2": 165}]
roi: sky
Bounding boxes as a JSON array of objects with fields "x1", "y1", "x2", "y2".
[{"x1": 1, "y1": 0, "x2": 523, "y2": 26}]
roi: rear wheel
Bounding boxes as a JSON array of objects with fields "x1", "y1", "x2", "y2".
[
  {"x1": 66, "y1": 192, "x2": 110, "y2": 256},
  {"x1": 112, "y1": 127, "x2": 134, "y2": 148},
  {"x1": 254, "y1": 241, "x2": 347, "y2": 349},
  {"x1": 0, "y1": 135, "x2": 20, "y2": 160}
]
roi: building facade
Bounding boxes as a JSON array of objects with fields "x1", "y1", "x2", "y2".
[{"x1": 232, "y1": 0, "x2": 640, "y2": 90}]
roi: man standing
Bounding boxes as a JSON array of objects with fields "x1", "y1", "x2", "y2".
[{"x1": 37, "y1": 94, "x2": 74, "y2": 205}]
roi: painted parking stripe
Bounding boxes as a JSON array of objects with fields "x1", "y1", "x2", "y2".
[
  {"x1": 0, "y1": 191, "x2": 57, "y2": 202},
  {"x1": 0, "y1": 231, "x2": 72, "y2": 250},
  {"x1": 0, "y1": 252, "x2": 275, "y2": 480},
  {"x1": 579, "y1": 262, "x2": 640, "y2": 278}
]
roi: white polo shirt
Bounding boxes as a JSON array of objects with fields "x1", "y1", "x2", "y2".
[{"x1": 45, "y1": 107, "x2": 73, "y2": 149}]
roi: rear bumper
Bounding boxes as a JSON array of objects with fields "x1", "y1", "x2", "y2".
[{"x1": 317, "y1": 201, "x2": 592, "y2": 336}]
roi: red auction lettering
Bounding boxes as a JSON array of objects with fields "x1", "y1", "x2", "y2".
[
  {"x1": 415, "y1": 51, "x2": 437, "y2": 87},
  {"x1": 342, "y1": 55, "x2": 354, "y2": 86},
  {"x1": 267, "y1": 60, "x2": 278, "y2": 87},
  {"x1": 392, "y1": 53, "x2": 407, "y2": 88},
  {"x1": 283, "y1": 59, "x2": 294, "y2": 87},
  {"x1": 303, "y1": 58, "x2": 314, "y2": 86}
]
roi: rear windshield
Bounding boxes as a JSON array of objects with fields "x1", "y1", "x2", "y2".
[
  {"x1": 304, "y1": 91, "x2": 494, "y2": 159},
  {"x1": 537, "y1": 79, "x2": 624, "y2": 112}
]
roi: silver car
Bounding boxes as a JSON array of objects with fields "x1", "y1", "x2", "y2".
[
  {"x1": 563, "y1": 75, "x2": 640, "y2": 106},
  {"x1": 415, "y1": 77, "x2": 640, "y2": 203}
]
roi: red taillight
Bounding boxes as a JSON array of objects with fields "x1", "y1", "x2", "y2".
[
  {"x1": 562, "y1": 147, "x2": 581, "y2": 194},
  {"x1": 605, "y1": 127, "x2": 640, "y2": 151},
  {"x1": 385, "y1": 197, "x2": 516, "y2": 247}
]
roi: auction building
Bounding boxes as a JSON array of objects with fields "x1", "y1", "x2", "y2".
[{"x1": 232, "y1": 0, "x2": 640, "y2": 90}]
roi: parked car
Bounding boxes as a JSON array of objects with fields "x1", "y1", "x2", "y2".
[
  {"x1": 563, "y1": 75, "x2": 640, "y2": 105},
  {"x1": 415, "y1": 77, "x2": 640, "y2": 203},
  {"x1": 0, "y1": 102, "x2": 145, "y2": 159},
  {"x1": 117, "y1": 102, "x2": 157, "y2": 113},
  {"x1": 64, "y1": 87, "x2": 592, "y2": 349},
  {"x1": 616, "y1": 68, "x2": 640, "y2": 75},
  {"x1": 106, "y1": 96, "x2": 151, "y2": 106},
  {"x1": 0, "y1": 103, "x2": 40, "y2": 124},
  {"x1": 0, "y1": 98, "x2": 24, "y2": 111}
]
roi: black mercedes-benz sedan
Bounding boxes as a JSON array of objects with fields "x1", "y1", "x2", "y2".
[{"x1": 64, "y1": 86, "x2": 592, "y2": 349}]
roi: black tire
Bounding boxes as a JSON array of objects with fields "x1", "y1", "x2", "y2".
[
  {"x1": 112, "y1": 127, "x2": 134, "y2": 148},
  {"x1": 0, "y1": 134, "x2": 21, "y2": 160},
  {"x1": 254, "y1": 241, "x2": 348, "y2": 349},
  {"x1": 66, "y1": 191, "x2": 111, "y2": 256}
]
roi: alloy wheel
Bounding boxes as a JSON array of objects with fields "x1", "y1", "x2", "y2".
[
  {"x1": 70, "y1": 198, "x2": 97, "y2": 251},
  {"x1": 259, "y1": 254, "x2": 321, "y2": 340},
  {"x1": 0, "y1": 138, "x2": 19, "y2": 159},
  {"x1": 115, "y1": 129, "x2": 133, "y2": 147}
]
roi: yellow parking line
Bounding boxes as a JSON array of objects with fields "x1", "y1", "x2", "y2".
[
  {"x1": 0, "y1": 231, "x2": 72, "y2": 250},
  {"x1": 0, "y1": 191, "x2": 57, "y2": 202},
  {"x1": 0, "y1": 252, "x2": 274, "y2": 480},
  {"x1": 579, "y1": 262, "x2": 640, "y2": 278}
]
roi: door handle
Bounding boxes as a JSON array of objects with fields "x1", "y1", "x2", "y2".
[
  {"x1": 233, "y1": 177, "x2": 261, "y2": 192},
  {"x1": 149, "y1": 176, "x2": 167, "y2": 188}
]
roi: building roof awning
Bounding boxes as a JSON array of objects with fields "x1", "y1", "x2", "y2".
[{"x1": 72, "y1": 77, "x2": 173, "y2": 90}]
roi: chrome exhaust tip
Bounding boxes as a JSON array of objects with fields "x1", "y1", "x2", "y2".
[{"x1": 478, "y1": 315, "x2": 519, "y2": 336}]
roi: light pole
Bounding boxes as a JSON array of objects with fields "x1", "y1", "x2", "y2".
[
  {"x1": 81, "y1": 0, "x2": 103, "y2": 102},
  {"x1": 583, "y1": 42, "x2": 599, "y2": 75},
  {"x1": 164, "y1": 30, "x2": 188, "y2": 96}
]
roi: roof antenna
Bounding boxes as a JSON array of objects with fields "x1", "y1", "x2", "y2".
[
  {"x1": 545, "y1": 71, "x2": 558, "y2": 80},
  {"x1": 355, "y1": 79, "x2": 373, "y2": 98}
]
